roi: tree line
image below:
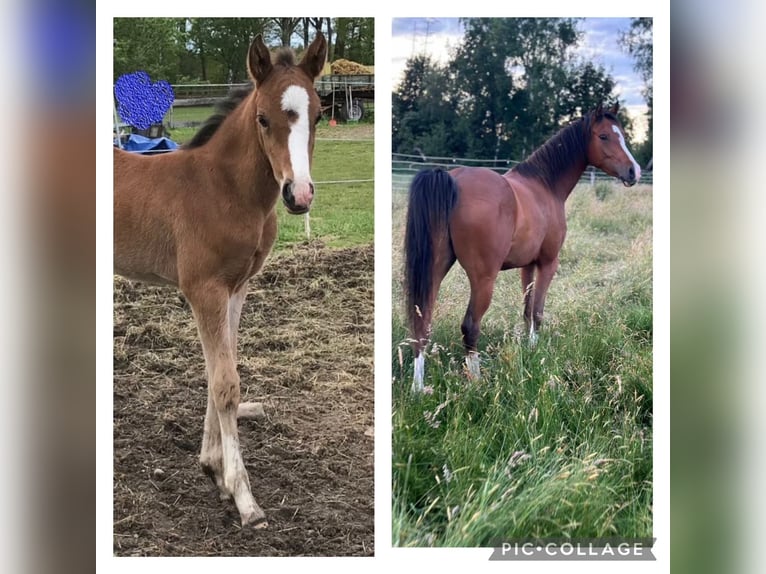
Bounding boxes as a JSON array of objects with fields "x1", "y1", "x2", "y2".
[
  {"x1": 393, "y1": 18, "x2": 653, "y2": 168},
  {"x1": 113, "y1": 17, "x2": 374, "y2": 84}
]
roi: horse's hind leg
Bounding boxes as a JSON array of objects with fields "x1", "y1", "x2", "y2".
[
  {"x1": 411, "y1": 249, "x2": 455, "y2": 392},
  {"x1": 521, "y1": 264, "x2": 536, "y2": 341},
  {"x1": 461, "y1": 271, "x2": 498, "y2": 379},
  {"x1": 530, "y1": 257, "x2": 559, "y2": 338},
  {"x1": 187, "y1": 281, "x2": 266, "y2": 528}
]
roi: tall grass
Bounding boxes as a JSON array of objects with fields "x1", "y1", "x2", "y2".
[{"x1": 392, "y1": 182, "x2": 653, "y2": 546}]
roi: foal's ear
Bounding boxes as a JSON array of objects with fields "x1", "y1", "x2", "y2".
[
  {"x1": 248, "y1": 35, "x2": 273, "y2": 86},
  {"x1": 299, "y1": 33, "x2": 328, "y2": 80}
]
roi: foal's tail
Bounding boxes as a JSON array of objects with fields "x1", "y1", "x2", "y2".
[{"x1": 404, "y1": 169, "x2": 458, "y2": 347}]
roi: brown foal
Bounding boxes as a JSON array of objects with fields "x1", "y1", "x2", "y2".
[{"x1": 114, "y1": 34, "x2": 327, "y2": 526}]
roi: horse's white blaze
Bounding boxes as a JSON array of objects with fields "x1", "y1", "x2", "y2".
[
  {"x1": 281, "y1": 85, "x2": 313, "y2": 207},
  {"x1": 611, "y1": 124, "x2": 641, "y2": 182},
  {"x1": 466, "y1": 351, "x2": 481, "y2": 379},
  {"x1": 413, "y1": 354, "x2": 425, "y2": 392}
]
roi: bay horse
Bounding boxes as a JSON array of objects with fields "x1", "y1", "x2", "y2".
[
  {"x1": 114, "y1": 34, "x2": 327, "y2": 527},
  {"x1": 404, "y1": 104, "x2": 641, "y2": 392}
]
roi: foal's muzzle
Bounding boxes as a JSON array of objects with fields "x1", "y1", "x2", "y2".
[{"x1": 282, "y1": 179, "x2": 315, "y2": 214}]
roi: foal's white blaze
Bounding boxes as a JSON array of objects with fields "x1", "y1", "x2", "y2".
[
  {"x1": 281, "y1": 85, "x2": 314, "y2": 208},
  {"x1": 412, "y1": 354, "x2": 425, "y2": 392},
  {"x1": 611, "y1": 124, "x2": 641, "y2": 182}
]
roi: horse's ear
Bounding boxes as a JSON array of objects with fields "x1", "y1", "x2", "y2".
[
  {"x1": 608, "y1": 102, "x2": 620, "y2": 115},
  {"x1": 594, "y1": 103, "x2": 604, "y2": 118},
  {"x1": 299, "y1": 33, "x2": 328, "y2": 80},
  {"x1": 248, "y1": 35, "x2": 273, "y2": 86}
]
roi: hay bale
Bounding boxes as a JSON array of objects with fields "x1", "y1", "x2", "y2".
[{"x1": 330, "y1": 59, "x2": 373, "y2": 75}]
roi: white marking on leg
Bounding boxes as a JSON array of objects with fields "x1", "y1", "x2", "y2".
[
  {"x1": 281, "y1": 85, "x2": 313, "y2": 207},
  {"x1": 412, "y1": 354, "x2": 425, "y2": 392},
  {"x1": 611, "y1": 124, "x2": 641, "y2": 181},
  {"x1": 529, "y1": 318, "x2": 538, "y2": 347},
  {"x1": 466, "y1": 351, "x2": 481, "y2": 380}
]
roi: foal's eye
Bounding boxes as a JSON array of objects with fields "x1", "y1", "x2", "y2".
[
  {"x1": 257, "y1": 115, "x2": 269, "y2": 128},
  {"x1": 599, "y1": 134, "x2": 608, "y2": 141}
]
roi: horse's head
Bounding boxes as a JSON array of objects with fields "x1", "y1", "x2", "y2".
[
  {"x1": 586, "y1": 103, "x2": 641, "y2": 187},
  {"x1": 247, "y1": 34, "x2": 327, "y2": 214}
]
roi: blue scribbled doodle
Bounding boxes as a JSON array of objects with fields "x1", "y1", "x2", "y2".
[{"x1": 114, "y1": 72, "x2": 175, "y2": 130}]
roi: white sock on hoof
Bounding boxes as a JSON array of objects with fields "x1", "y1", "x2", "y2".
[
  {"x1": 412, "y1": 354, "x2": 425, "y2": 392},
  {"x1": 466, "y1": 351, "x2": 481, "y2": 380}
]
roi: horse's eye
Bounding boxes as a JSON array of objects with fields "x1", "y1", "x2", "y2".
[
  {"x1": 257, "y1": 115, "x2": 269, "y2": 128},
  {"x1": 599, "y1": 133, "x2": 608, "y2": 141}
]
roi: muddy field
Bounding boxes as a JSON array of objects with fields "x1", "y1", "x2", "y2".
[{"x1": 113, "y1": 244, "x2": 374, "y2": 556}]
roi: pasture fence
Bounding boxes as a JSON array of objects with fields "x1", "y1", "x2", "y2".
[{"x1": 392, "y1": 152, "x2": 653, "y2": 195}]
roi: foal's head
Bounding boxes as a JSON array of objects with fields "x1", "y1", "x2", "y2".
[
  {"x1": 586, "y1": 103, "x2": 641, "y2": 186},
  {"x1": 247, "y1": 34, "x2": 327, "y2": 214}
]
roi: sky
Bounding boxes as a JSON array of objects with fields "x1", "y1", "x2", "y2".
[{"x1": 391, "y1": 17, "x2": 650, "y2": 140}]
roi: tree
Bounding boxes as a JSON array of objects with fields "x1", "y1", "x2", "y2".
[
  {"x1": 331, "y1": 18, "x2": 373, "y2": 64},
  {"x1": 451, "y1": 18, "x2": 586, "y2": 160},
  {"x1": 203, "y1": 18, "x2": 272, "y2": 82},
  {"x1": 270, "y1": 17, "x2": 301, "y2": 47},
  {"x1": 393, "y1": 55, "x2": 467, "y2": 157},
  {"x1": 621, "y1": 17, "x2": 653, "y2": 166},
  {"x1": 113, "y1": 18, "x2": 187, "y2": 82}
]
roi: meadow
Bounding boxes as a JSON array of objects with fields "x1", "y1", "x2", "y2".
[{"x1": 391, "y1": 181, "x2": 653, "y2": 546}]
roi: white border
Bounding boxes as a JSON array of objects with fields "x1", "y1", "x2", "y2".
[{"x1": 98, "y1": 2, "x2": 669, "y2": 572}]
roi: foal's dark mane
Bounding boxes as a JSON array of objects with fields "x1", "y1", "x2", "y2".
[
  {"x1": 513, "y1": 111, "x2": 617, "y2": 189},
  {"x1": 183, "y1": 86, "x2": 254, "y2": 149},
  {"x1": 183, "y1": 47, "x2": 299, "y2": 150}
]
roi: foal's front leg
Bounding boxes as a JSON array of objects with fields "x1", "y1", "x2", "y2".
[{"x1": 187, "y1": 282, "x2": 267, "y2": 527}]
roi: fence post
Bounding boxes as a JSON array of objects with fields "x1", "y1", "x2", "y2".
[{"x1": 590, "y1": 167, "x2": 595, "y2": 187}]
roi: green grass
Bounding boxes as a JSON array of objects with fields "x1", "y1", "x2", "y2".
[
  {"x1": 275, "y1": 139, "x2": 373, "y2": 249},
  {"x1": 391, "y1": 183, "x2": 653, "y2": 546}
]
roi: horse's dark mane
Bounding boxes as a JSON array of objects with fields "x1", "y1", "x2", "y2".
[
  {"x1": 183, "y1": 85, "x2": 254, "y2": 149},
  {"x1": 513, "y1": 111, "x2": 617, "y2": 189}
]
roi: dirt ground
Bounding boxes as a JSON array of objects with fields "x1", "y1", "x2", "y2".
[{"x1": 113, "y1": 243, "x2": 374, "y2": 556}]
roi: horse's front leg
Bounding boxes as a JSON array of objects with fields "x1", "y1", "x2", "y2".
[{"x1": 186, "y1": 281, "x2": 267, "y2": 528}]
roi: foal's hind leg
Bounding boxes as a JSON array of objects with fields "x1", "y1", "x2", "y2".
[
  {"x1": 461, "y1": 271, "x2": 498, "y2": 379},
  {"x1": 199, "y1": 282, "x2": 256, "y2": 501},
  {"x1": 227, "y1": 282, "x2": 265, "y2": 420},
  {"x1": 187, "y1": 282, "x2": 266, "y2": 527}
]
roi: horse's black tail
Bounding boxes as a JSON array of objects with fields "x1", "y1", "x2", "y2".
[{"x1": 404, "y1": 168, "x2": 458, "y2": 342}]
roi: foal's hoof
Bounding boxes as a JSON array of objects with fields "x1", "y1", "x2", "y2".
[{"x1": 241, "y1": 510, "x2": 268, "y2": 529}]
